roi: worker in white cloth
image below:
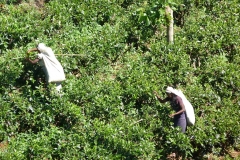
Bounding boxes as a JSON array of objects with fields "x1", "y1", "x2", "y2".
[{"x1": 26, "y1": 43, "x2": 65, "y2": 93}]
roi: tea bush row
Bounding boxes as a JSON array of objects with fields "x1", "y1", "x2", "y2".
[{"x1": 0, "y1": 0, "x2": 239, "y2": 159}]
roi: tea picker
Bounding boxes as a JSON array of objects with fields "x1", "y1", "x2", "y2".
[
  {"x1": 154, "y1": 87, "x2": 195, "y2": 132},
  {"x1": 26, "y1": 43, "x2": 66, "y2": 94}
]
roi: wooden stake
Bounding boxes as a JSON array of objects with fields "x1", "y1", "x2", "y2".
[
  {"x1": 165, "y1": 6, "x2": 174, "y2": 43},
  {"x1": 55, "y1": 54, "x2": 85, "y2": 56},
  {"x1": 12, "y1": 54, "x2": 85, "y2": 59}
]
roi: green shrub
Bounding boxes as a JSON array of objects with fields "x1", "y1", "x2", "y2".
[{"x1": 0, "y1": 0, "x2": 240, "y2": 159}]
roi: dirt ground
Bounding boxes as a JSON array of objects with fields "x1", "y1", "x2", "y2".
[
  {"x1": 166, "y1": 150, "x2": 240, "y2": 160},
  {"x1": 1, "y1": 140, "x2": 240, "y2": 159}
]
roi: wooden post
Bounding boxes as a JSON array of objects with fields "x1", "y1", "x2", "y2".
[{"x1": 165, "y1": 6, "x2": 174, "y2": 43}]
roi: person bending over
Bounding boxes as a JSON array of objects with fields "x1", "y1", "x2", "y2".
[
  {"x1": 26, "y1": 43, "x2": 65, "y2": 93},
  {"x1": 154, "y1": 86, "x2": 186, "y2": 133}
]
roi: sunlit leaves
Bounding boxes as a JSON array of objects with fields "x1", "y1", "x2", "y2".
[{"x1": 0, "y1": 0, "x2": 240, "y2": 159}]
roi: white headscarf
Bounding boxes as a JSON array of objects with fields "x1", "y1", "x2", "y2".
[
  {"x1": 37, "y1": 43, "x2": 47, "y2": 53},
  {"x1": 166, "y1": 86, "x2": 173, "y2": 93},
  {"x1": 37, "y1": 43, "x2": 55, "y2": 57},
  {"x1": 166, "y1": 86, "x2": 180, "y2": 96}
]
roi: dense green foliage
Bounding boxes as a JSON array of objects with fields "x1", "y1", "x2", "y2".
[{"x1": 0, "y1": 0, "x2": 240, "y2": 159}]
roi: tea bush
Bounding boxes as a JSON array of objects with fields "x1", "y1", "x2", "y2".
[{"x1": 0, "y1": 0, "x2": 240, "y2": 159}]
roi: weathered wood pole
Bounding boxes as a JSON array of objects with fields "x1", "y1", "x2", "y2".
[{"x1": 165, "y1": 6, "x2": 174, "y2": 43}]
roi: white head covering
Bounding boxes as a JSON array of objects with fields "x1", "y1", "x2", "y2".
[
  {"x1": 166, "y1": 86, "x2": 180, "y2": 96},
  {"x1": 166, "y1": 86, "x2": 174, "y2": 93},
  {"x1": 37, "y1": 43, "x2": 47, "y2": 53},
  {"x1": 37, "y1": 43, "x2": 55, "y2": 57}
]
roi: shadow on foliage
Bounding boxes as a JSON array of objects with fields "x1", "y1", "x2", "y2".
[
  {"x1": 16, "y1": 60, "x2": 46, "y2": 90},
  {"x1": 6, "y1": 61, "x2": 77, "y2": 134},
  {"x1": 95, "y1": 136, "x2": 137, "y2": 159}
]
